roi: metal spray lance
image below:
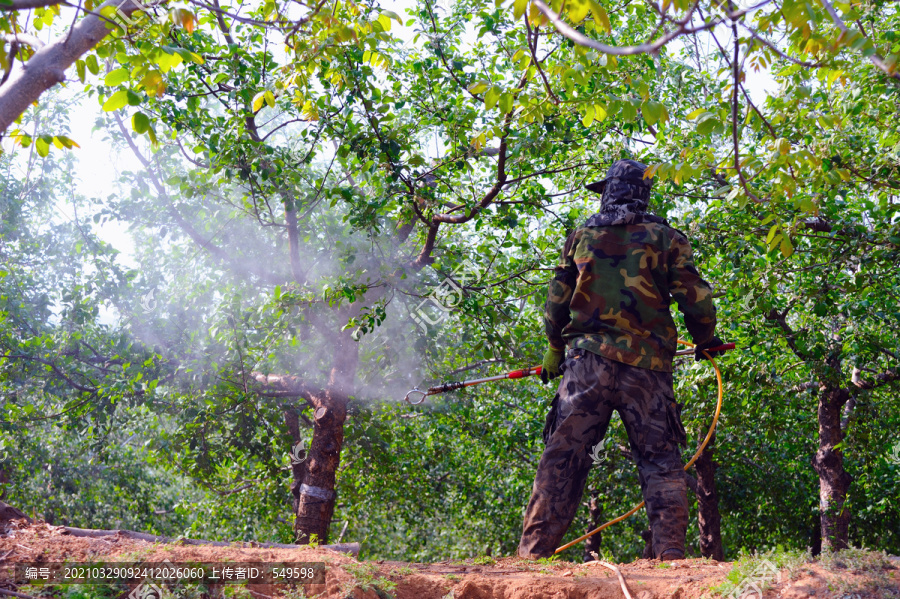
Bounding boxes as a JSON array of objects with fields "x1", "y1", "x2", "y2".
[{"x1": 402, "y1": 343, "x2": 736, "y2": 404}]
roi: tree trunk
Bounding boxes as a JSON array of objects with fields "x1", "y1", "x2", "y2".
[
  {"x1": 583, "y1": 487, "x2": 603, "y2": 562},
  {"x1": 694, "y1": 432, "x2": 724, "y2": 561},
  {"x1": 812, "y1": 386, "x2": 852, "y2": 551},
  {"x1": 283, "y1": 409, "x2": 308, "y2": 517},
  {"x1": 293, "y1": 392, "x2": 346, "y2": 544},
  {"x1": 294, "y1": 328, "x2": 358, "y2": 544}
]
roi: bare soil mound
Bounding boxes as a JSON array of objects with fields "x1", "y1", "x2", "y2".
[{"x1": 0, "y1": 522, "x2": 897, "y2": 598}]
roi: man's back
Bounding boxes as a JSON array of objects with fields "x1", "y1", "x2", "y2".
[
  {"x1": 545, "y1": 220, "x2": 716, "y2": 372},
  {"x1": 522, "y1": 159, "x2": 721, "y2": 562}
]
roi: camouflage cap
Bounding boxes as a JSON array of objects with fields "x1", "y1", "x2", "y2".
[{"x1": 585, "y1": 159, "x2": 653, "y2": 195}]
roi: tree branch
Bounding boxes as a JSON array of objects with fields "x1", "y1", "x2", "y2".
[
  {"x1": 532, "y1": 0, "x2": 720, "y2": 56},
  {"x1": 729, "y1": 15, "x2": 763, "y2": 204},
  {"x1": 766, "y1": 305, "x2": 809, "y2": 361},
  {"x1": 850, "y1": 367, "x2": 900, "y2": 390},
  {"x1": 112, "y1": 113, "x2": 284, "y2": 285},
  {"x1": 0, "y1": 0, "x2": 147, "y2": 132},
  {"x1": 819, "y1": 0, "x2": 900, "y2": 81},
  {"x1": 0, "y1": 0, "x2": 62, "y2": 10},
  {"x1": 1, "y1": 34, "x2": 45, "y2": 50}
]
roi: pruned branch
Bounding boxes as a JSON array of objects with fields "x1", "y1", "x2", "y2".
[
  {"x1": 851, "y1": 367, "x2": 900, "y2": 390},
  {"x1": 251, "y1": 372, "x2": 323, "y2": 404},
  {"x1": 792, "y1": 381, "x2": 821, "y2": 392}
]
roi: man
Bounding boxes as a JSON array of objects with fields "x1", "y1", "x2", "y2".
[{"x1": 518, "y1": 159, "x2": 723, "y2": 561}]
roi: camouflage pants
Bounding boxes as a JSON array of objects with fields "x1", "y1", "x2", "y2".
[{"x1": 518, "y1": 349, "x2": 689, "y2": 559}]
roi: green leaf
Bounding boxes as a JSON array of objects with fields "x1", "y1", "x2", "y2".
[
  {"x1": 53, "y1": 135, "x2": 79, "y2": 149},
  {"x1": 252, "y1": 91, "x2": 267, "y2": 112},
  {"x1": 780, "y1": 235, "x2": 794, "y2": 258},
  {"x1": 76, "y1": 60, "x2": 86, "y2": 83},
  {"x1": 86, "y1": 55, "x2": 100, "y2": 75},
  {"x1": 172, "y1": 47, "x2": 204, "y2": 64},
  {"x1": 686, "y1": 107, "x2": 706, "y2": 120},
  {"x1": 485, "y1": 86, "x2": 501, "y2": 110},
  {"x1": 641, "y1": 100, "x2": 665, "y2": 126},
  {"x1": 104, "y1": 68, "x2": 130, "y2": 86},
  {"x1": 35, "y1": 136, "x2": 50, "y2": 157},
  {"x1": 582, "y1": 104, "x2": 595, "y2": 127},
  {"x1": 102, "y1": 90, "x2": 129, "y2": 112},
  {"x1": 513, "y1": 0, "x2": 528, "y2": 19},
  {"x1": 765, "y1": 223, "x2": 779, "y2": 246},
  {"x1": 568, "y1": 0, "x2": 590, "y2": 22},
  {"x1": 498, "y1": 92, "x2": 513, "y2": 113},
  {"x1": 132, "y1": 111, "x2": 150, "y2": 134},
  {"x1": 619, "y1": 100, "x2": 637, "y2": 122},
  {"x1": 696, "y1": 114, "x2": 721, "y2": 136},
  {"x1": 381, "y1": 9, "x2": 402, "y2": 24},
  {"x1": 467, "y1": 81, "x2": 490, "y2": 94},
  {"x1": 589, "y1": 0, "x2": 611, "y2": 34}
]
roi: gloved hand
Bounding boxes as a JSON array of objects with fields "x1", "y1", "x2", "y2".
[
  {"x1": 695, "y1": 335, "x2": 726, "y2": 361},
  {"x1": 541, "y1": 347, "x2": 565, "y2": 384}
]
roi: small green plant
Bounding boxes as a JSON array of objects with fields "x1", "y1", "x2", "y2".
[
  {"x1": 473, "y1": 556, "x2": 496, "y2": 566},
  {"x1": 817, "y1": 547, "x2": 896, "y2": 595},
  {"x1": 307, "y1": 533, "x2": 320, "y2": 549},
  {"x1": 534, "y1": 556, "x2": 560, "y2": 565},
  {"x1": 818, "y1": 547, "x2": 892, "y2": 572},
  {"x1": 64, "y1": 584, "x2": 124, "y2": 599},
  {"x1": 391, "y1": 565, "x2": 415, "y2": 576},
  {"x1": 223, "y1": 586, "x2": 254, "y2": 599},
  {"x1": 711, "y1": 546, "x2": 809, "y2": 598},
  {"x1": 444, "y1": 574, "x2": 460, "y2": 582},
  {"x1": 656, "y1": 561, "x2": 671, "y2": 569},
  {"x1": 341, "y1": 562, "x2": 397, "y2": 597},
  {"x1": 276, "y1": 585, "x2": 308, "y2": 599}
]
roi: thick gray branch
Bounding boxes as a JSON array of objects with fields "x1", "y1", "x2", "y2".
[
  {"x1": 0, "y1": 0, "x2": 62, "y2": 10},
  {"x1": 0, "y1": 0, "x2": 144, "y2": 132}
]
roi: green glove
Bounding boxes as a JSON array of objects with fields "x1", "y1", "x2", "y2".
[{"x1": 540, "y1": 347, "x2": 565, "y2": 384}]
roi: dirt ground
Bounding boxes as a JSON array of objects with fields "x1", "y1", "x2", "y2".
[{"x1": 0, "y1": 522, "x2": 897, "y2": 599}]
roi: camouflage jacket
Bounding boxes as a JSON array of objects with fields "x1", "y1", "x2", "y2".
[{"x1": 544, "y1": 216, "x2": 716, "y2": 372}]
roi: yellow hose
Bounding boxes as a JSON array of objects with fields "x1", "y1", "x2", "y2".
[{"x1": 554, "y1": 339, "x2": 724, "y2": 554}]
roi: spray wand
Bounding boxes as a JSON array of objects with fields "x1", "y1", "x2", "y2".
[{"x1": 403, "y1": 343, "x2": 735, "y2": 405}]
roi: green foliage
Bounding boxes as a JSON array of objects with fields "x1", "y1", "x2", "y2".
[
  {"x1": 1, "y1": 0, "x2": 899, "y2": 567},
  {"x1": 712, "y1": 546, "x2": 810, "y2": 597},
  {"x1": 341, "y1": 562, "x2": 397, "y2": 596}
]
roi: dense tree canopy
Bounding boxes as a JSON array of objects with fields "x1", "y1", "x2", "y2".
[{"x1": 0, "y1": 0, "x2": 898, "y2": 563}]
